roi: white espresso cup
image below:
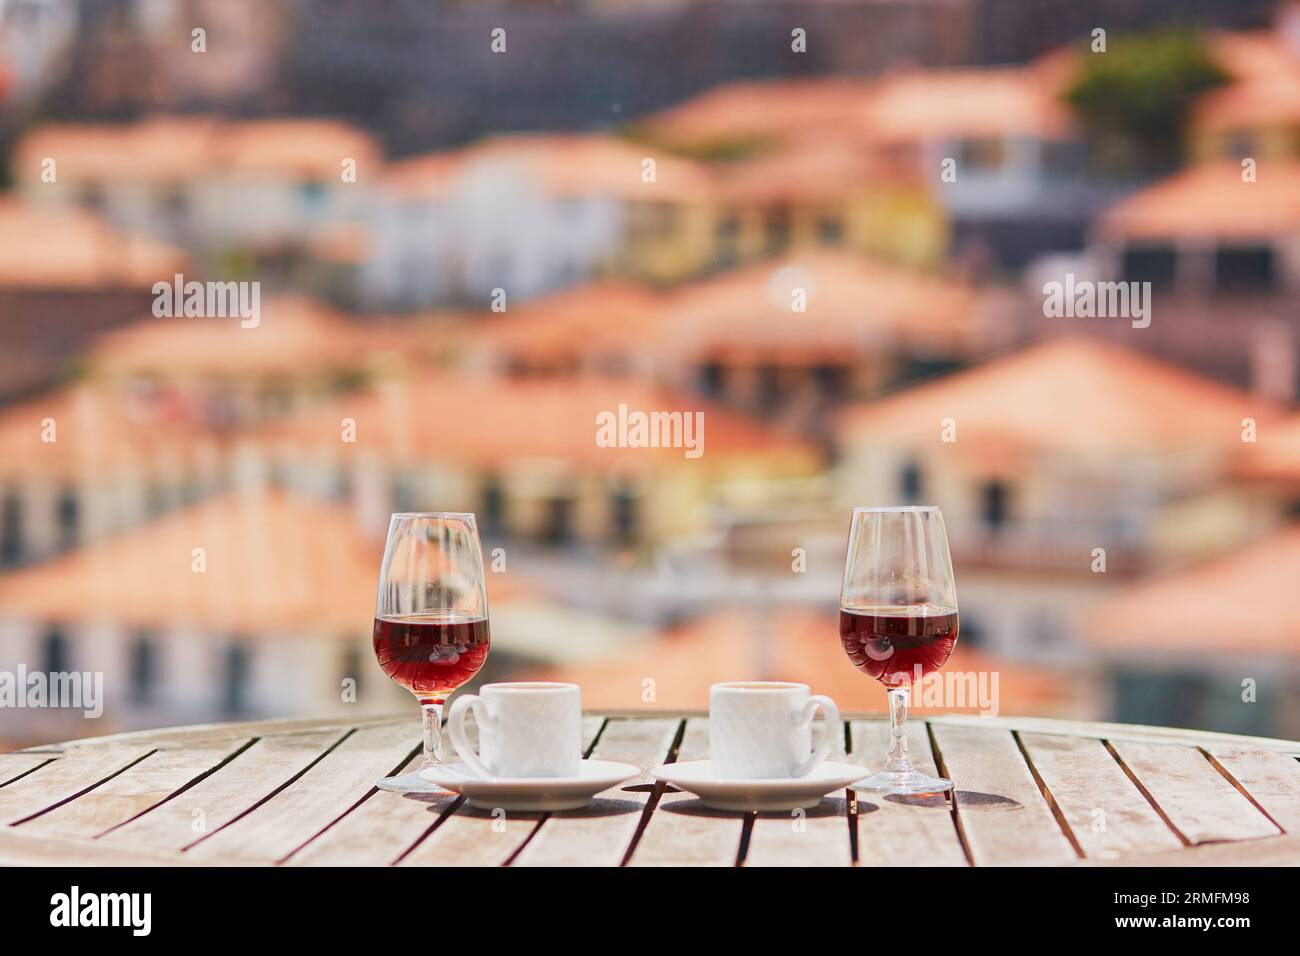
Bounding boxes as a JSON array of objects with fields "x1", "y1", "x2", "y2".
[
  {"x1": 448, "y1": 682, "x2": 582, "y2": 779},
  {"x1": 709, "y1": 681, "x2": 840, "y2": 779}
]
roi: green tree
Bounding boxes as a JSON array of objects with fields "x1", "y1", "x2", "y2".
[{"x1": 1064, "y1": 30, "x2": 1229, "y2": 175}]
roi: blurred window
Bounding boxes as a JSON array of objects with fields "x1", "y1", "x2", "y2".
[
  {"x1": 763, "y1": 207, "x2": 791, "y2": 254},
  {"x1": 756, "y1": 363, "x2": 781, "y2": 412},
  {"x1": 698, "y1": 361, "x2": 725, "y2": 398},
  {"x1": 340, "y1": 642, "x2": 363, "y2": 697},
  {"x1": 715, "y1": 211, "x2": 741, "y2": 266},
  {"x1": 817, "y1": 215, "x2": 843, "y2": 245},
  {"x1": 980, "y1": 480, "x2": 1009, "y2": 530},
  {"x1": 221, "y1": 641, "x2": 252, "y2": 716},
  {"x1": 956, "y1": 138, "x2": 1006, "y2": 173},
  {"x1": 811, "y1": 363, "x2": 846, "y2": 400},
  {"x1": 1120, "y1": 244, "x2": 1177, "y2": 289},
  {"x1": 1214, "y1": 245, "x2": 1275, "y2": 292},
  {"x1": 56, "y1": 488, "x2": 79, "y2": 551},
  {"x1": 300, "y1": 180, "x2": 327, "y2": 209},
  {"x1": 610, "y1": 486, "x2": 638, "y2": 546},
  {"x1": 958, "y1": 613, "x2": 983, "y2": 648},
  {"x1": 42, "y1": 627, "x2": 70, "y2": 674},
  {"x1": 899, "y1": 459, "x2": 923, "y2": 502},
  {"x1": 1, "y1": 490, "x2": 23, "y2": 565},
  {"x1": 129, "y1": 632, "x2": 159, "y2": 705},
  {"x1": 1040, "y1": 140, "x2": 1083, "y2": 178},
  {"x1": 1113, "y1": 669, "x2": 1207, "y2": 730},
  {"x1": 481, "y1": 476, "x2": 504, "y2": 534},
  {"x1": 540, "y1": 497, "x2": 573, "y2": 545}
]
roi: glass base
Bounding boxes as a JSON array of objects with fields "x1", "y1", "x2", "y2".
[
  {"x1": 375, "y1": 769, "x2": 454, "y2": 795},
  {"x1": 852, "y1": 768, "x2": 954, "y2": 796}
]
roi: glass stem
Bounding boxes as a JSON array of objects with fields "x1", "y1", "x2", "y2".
[
  {"x1": 885, "y1": 687, "x2": 914, "y2": 774},
  {"x1": 420, "y1": 700, "x2": 444, "y2": 768}
]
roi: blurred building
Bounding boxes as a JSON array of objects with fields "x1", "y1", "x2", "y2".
[
  {"x1": 361, "y1": 133, "x2": 712, "y2": 309},
  {"x1": 1086, "y1": 523, "x2": 1300, "y2": 737},
  {"x1": 12, "y1": 117, "x2": 379, "y2": 276},
  {"x1": 654, "y1": 250, "x2": 996, "y2": 432},
  {"x1": 260, "y1": 373, "x2": 823, "y2": 553},
  {"x1": 0, "y1": 384, "x2": 227, "y2": 571},
  {"x1": 527, "y1": 605, "x2": 1079, "y2": 717},
  {"x1": 834, "y1": 337, "x2": 1280, "y2": 661},
  {"x1": 0, "y1": 197, "x2": 186, "y2": 402}
]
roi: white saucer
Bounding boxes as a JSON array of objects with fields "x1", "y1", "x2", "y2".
[
  {"x1": 653, "y1": 760, "x2": 866, "y2": 812},
  {"x1": 419, "y1": 759, "x2": 641, "y2": 811}
]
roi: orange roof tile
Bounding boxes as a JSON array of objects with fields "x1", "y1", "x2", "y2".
[
  {"x1": 13, "y1": 117, "x2": 379, "y2": 185},
  {"x1": 0, "y1": 199, "x2": 185, "y2": 288},
  {"x1": 1100, "y1": 162, "x2": 1300, "y2": 241},
  {"x1": 715, "y1": 134, "x2": 917, "y2": 203},
  {"x1": 838, "y1": 338, "x2": 1275, "y2": 457},
  {"x1": 383, "y1": 133, "x2": 712, "y2": 202},
  {"x1": 659, "y1": 251, "x2": 984, "y2": 363},
  {"x1": 636, "y1": 77, "x2": 876, "y2": 151},
  {"x1": 1086, "y1": 523, "x2": 1300, "y2": 657},
  {"x1": 858, "y1": 65, "x2": 1074, "y2": 145},
  {"x1": 0, "y1": 489, "x2": 534, "y2": 636},
  {"x1": 1193, "y1": 30, "x2": 1300, "y2": 136},
  {"x1": 88, "y1": 295, "x2": 375, "y2": 378},
  {"x1": 1234, "y1": 411, "x2": 1300, "y2": 483},
  {"x1": 524, "y1": 606, "x2": 1072, "y2": 715},
  {"x1": 470, "y1": 282, "x2": 664, "y2": 368},
  {"x1": 0, "y1": 385, "x2": 225, "y2": 483},
  {"x1": 261, "y1": 374, "x2": 819, "y2": 472}
]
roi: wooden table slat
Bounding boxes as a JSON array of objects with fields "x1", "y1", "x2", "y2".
[
  {"x1": 0, "y1": 744, "x2": 156, "y2": 825},
  {"x1": 851, "y1": 720, "x2": 968, "y2": 867},
  {"x1": 1017, "y1": 732, "x2": 1184, "y2": 860},
  {"x1": 627, "y1": 718, "x2": 743, "y2": 867},
  {"x1": 17, "y1": 738, "x2": 253, "y2": 840},
  {"x1": 1109, "y1": 739, "x2": 1281, "y2": 844},
  {"x1": 1204, "y1": 745, "x2": 1300, "y2": 833},
  {"x1": 509, "y1": 718, "x2": 680, "y2": 867},
  {"x1": 101, "y1": 729, "x2": 346, "y2": 853},
  {"x1": 744, "y1": 720, "x2": 852, "y2": 867},
  {"x1": 929, "y1": 723, "x2": 1077, "y2": 866},
  {"x1": 0, "y1": 752, "x2": 57, "y2": 788},
  {"x1": 398, "y1": 716, "x2": 607, "y2": 868},
  {"x1": 185, "y1": 721, "x2": 418, "y2": 863},
  {"x1": 8, "y1": 713, "x2": 1299, "y2": 866}
]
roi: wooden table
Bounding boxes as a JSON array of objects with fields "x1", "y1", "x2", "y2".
[{"x1": 2, "y1": 712, "x2": 1298, "y2": 866}]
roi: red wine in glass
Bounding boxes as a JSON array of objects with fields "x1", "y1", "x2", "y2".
[
  {"x1": 839, "y1": 605, "x2": 958, "y2": 688},
  {"x1": 373, "y1": 612, "x2": 490, "y2": 704}
]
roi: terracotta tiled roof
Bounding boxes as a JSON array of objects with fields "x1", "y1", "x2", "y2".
[
  {"x1": 1086, "y1": 523, "x2": 1300, "y2": 656},
  {"x1": 0, "y1": 489, "x2": 533, "y2": 635},
  {"x1": 858, "y1": 65, "x2": 1074, "y2": 145},
  {"x1": 0, "y1": 199, "x2": 185, "y2": 288},
  {"x1": 714, "y1": 134, "x2": 918, "y2": 203},
  {"x1": 1099, "y1": 162, "x2": 1300, "y2": 241},
  {"x1": 383, "y1": 133, "x2": 711, "y2": 202},
  {"x1": 261, "y1": 374, "x2": 819, "y2": 471},
  {"x1": 635, "y1": 77, "x2": 875, "y2": 151},
  {"x1": 1194, "y1": 31, "x2": 1300, "y2": 135},
  {"x1": 88, "y1": 295, "x2": 375, "y2": 378},
  {"x1": 0, "y1": 385, "x2": 225, "y2": 483},
  {"x1": 1234, "y1": 411, "x2": 1300, "y2": 483},
  {"x1": 524, "y1": 606, "x2": 1072, "y2": 715},
  {"x1": 470, "y1": 282, "x2": 664, "y2": 368},
  {"x1": 838, "y1": 338, "x2": 1274, "y2": 457},
  {"x1": 659, "y1": 251, "x2": 984, "y2": 363},
  {"x1": 14, "y1": 117, "x2": 379, "y2": 184}
]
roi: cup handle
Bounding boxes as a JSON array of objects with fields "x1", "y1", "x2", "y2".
[
  {"x1": 448, "y1": 695, "x2": 494, "y2": 778},
  {"x1": 794, "y1": 694, "x2": 841, "y2": 777}
]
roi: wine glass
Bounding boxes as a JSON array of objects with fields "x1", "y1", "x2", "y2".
[
  {"x1": 839, "y1": 506, "x2": 958, "y2": 795},
  {"x1": 373, "y1": 513, "x2": 491, "y2": 793}
]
